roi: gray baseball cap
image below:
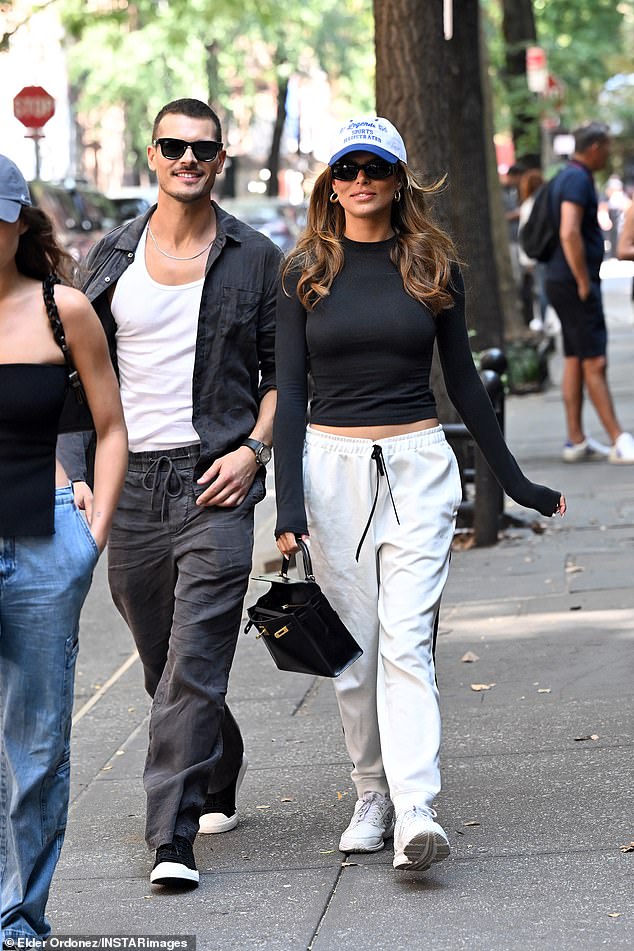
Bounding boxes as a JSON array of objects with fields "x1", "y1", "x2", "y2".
[{"x1": 0, "y1": 154, "x2": 32, "y2": 223}]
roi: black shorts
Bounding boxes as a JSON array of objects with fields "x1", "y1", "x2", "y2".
[{"x1": 545, "y1": 278, "x2": 607, "y2": 359}]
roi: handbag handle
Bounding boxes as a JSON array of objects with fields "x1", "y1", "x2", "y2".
[{"x1": 281, "y1": 538, "x2": 315, "y2": 582}]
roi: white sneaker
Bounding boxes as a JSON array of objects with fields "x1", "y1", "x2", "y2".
[
  {"x1": 529, "y1": 317, "x2": 544, "y2": 333},
  {"x1": 199, "y1": 754, "x2": 248, "y2": 834},
  {"x1": 393, "y1": 807, "x2": 450, "y2": 871},
  {"x1": 562, "y1": 436, "x2": 610, "y2": 463},
  {"x1": 338, "y1": 791, "x2": 395, "y2": 853},
  {"x1": 609, "y1": 431, "x2": 634, "y2": 464}
]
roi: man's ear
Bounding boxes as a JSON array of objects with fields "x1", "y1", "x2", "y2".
[{"x1": 147, "y1": 143, "x2": 158, "y2": 172}]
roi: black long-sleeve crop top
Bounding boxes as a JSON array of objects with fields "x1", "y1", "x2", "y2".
[
  {"x1": 273, "y1": 236, "x2": 560, "y2": 537},
  {"x1": 0, "y1": 364, "x2": 68, "y2": 536}
]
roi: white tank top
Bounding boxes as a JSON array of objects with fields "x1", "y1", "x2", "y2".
[{"x1": 111, "y1": 226, "x2": 203, "y2": 452}]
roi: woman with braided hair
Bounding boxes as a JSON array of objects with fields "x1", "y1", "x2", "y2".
[
  {"x1": 0, "y1": 155, "x2": 127, "y2": 946},
  {"x1": 273, "y1": 117, "x2": 566, "y2": 873}
]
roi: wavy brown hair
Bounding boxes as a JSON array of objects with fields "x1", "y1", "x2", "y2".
[
  {"x1": 283, "y1": 162, "x2": 457, "y2": 314},
  {"x1": 15, "y1": 205, "x2": 74, "y2": 284}
]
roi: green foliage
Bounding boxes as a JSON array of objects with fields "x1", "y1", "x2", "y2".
[
  {"x1": 59, "y1": 0, "x2": 374, "y2": 180},
  {"x1": 485, "y1": 0, "x2": 634, "y2": 140}
]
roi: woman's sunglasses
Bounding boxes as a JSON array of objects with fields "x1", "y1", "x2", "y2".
[
  {"x1": 330, "y1": 159, "x2": 396, "y2": 181},
  {"x1": 153, "y1": 138, "x2": 223, "y2": 162}
]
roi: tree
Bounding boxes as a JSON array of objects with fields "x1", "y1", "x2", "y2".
[{"x1": 375, "y1": 0, "x2": 520, "y2": 358}]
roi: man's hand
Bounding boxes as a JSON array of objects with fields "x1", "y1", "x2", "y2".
[
  {"x1": 196, "y1": 446, "x2": 259, "y2": 507},
  {"x1": 577, "y1": 276, "x2": 591, "y2": 301}
]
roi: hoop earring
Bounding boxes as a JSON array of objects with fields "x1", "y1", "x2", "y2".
[
  {"x1": 329, "y1": 191, "x2": 339, "y2": 204},
  {"x1": 394, "y1": 189, "x2": 402, "y2": 203}
]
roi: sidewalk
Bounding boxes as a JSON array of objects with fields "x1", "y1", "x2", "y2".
[{"x1": 48, "y1": 270, "x2": 634, "y2": 951}]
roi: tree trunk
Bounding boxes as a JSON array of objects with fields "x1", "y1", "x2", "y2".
[
  {"x1": 445, "y1": 0, "x2": 508, "y2": 351},
  {"x1": 266, "y1": 71, "x2": 289, "y2": 198},
  {"x1": 375, "y1": 0, "x2": 449, "y2": 224},
  {"x1": 501, "y1": 0, "x2": 540, "y2": 161}
]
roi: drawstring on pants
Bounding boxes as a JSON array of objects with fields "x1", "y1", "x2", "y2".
[
  {"x1": 142, "y1": 456, "x2": 185, "y2": 522},
  {"x1": 355, "y1": 444, "x2": 400, "y2": 562}
]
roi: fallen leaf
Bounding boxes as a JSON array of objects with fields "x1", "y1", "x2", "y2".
[
  {"x1": 565, "y1": 564, "x2": 584, "y2": 574},
  {"x1": 341, "y1": 861, "x2": 358, "y2": 867},
  {"x1": 115, "y1": 750, "x2": 125, "y2": 756},
  {"x1": 463, "y1": 821, "x2": 480, "y2": 827},
  {"x1": 256, "y1": 805, "x2": 270, "y2": 810},
  {"x1": 319, "y1": 849, "x2": 335, "y2": 854},
  {"x1": 461, "y1": 651, "x2": 480, "y2": 663},
  {"x1": 101, "y1": 765, "x2": 113, "y2": 771},
  {"x1": 470, "y1": 683, "x2": 496, "y2": 691},
  {"x1": 607, "y1": 913, "x2": 623, "y2": 918},
  {"x1": 620, "y1": 842, "x2": 634, "y2": 853},
  {"x1": 574, "y1": 734, "x2": 599, "y2": 742},
  {"x1": 537, "y1": 688, "x2": 551, "y2": 694},
  {"x1": 281, "y1": 797, "x2": 294, "y2": 803}
]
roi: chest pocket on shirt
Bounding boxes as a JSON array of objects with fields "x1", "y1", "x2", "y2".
[{"x1": 220, "y1": 286, "x2": 262, "y2": 337}]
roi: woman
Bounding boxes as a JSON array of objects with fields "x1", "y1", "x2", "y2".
[
  {"x1": 273, "y1": 118, "x2": 565, "y2": 873},
  {"x1": 0, "y1": 155, "x2": 127, "y2": 945},
  {"x1": 518, "y1": 168, "x2": 550, "y2": 331}
]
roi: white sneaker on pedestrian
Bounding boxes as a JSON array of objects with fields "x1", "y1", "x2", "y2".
[
  {"x1": 199, "y1": 754, "x2": 248, "y2": 834},
  {"x1": 608, "y1": 431, "x2": 634, "y2": 464},
  {"x1": 393, "y1": 807, "x2": 450, "y2": 871},
  {"x1": 338, "y1": 791, "x2": 395, "y2": 853},
  {"x1": 562, "y1": 436, "x2": 610, "y2": 463}
]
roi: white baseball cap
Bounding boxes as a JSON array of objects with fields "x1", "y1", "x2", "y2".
[
  {"x1": 329, "y1": 117, "x2": 407, "y2": 166},
  {"x1": 0, "y1": 154, "x2": 32, "y2": 223}
]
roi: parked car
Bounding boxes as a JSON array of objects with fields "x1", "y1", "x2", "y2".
[
  {"x1": 28, "y1": 180, "x2": 121, "y2": 261},
  {"x1": 220, "y1": 198, "x2": 305, "y2": 252},
  {"x1": 108, "y1": 186, "x2": 157, "y2": 224}
]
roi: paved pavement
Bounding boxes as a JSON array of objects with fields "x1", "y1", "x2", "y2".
[{"x1": 48, "y1": 265, "x2": 634, "y2": 950}]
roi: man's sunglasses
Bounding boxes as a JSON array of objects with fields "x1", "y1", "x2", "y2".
[
  {"x1": 153, "y1": 138, "x2": 223, "y2": 162},
  {"x1": 330, "y1": 159, "x2": 396, "y2": 181}
]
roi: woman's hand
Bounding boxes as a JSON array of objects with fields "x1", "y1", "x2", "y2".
[
  {"x1": 276, "y1": 532, "x2": 307, "y2": 558},
  {"x1": 554, "y1": 494, "x2": 567, "y2": 517}
]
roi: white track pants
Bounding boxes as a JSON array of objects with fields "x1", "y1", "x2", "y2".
[{"x1": 303, "y1": 426, "x2": 462, "y2": 812}]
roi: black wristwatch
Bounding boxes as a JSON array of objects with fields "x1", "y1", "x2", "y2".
[{"x1": 242, "y1": 438, "x2": 272, "y2": 466}]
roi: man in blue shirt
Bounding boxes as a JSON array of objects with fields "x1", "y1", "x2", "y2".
[{"x1": 545, "y1": 122, "x2": 634, "y2": 464}]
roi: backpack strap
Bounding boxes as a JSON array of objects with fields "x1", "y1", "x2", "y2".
[{"x1": 42, "y1": 274, "x2": 86, "y2": 404}]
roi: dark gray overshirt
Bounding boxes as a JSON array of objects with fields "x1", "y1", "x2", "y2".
[{"x1": 57, "y1": 203, "x2": 282, "y2": 484}]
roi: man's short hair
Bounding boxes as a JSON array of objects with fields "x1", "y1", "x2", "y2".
[
  {"x1": 152, "y1": 99, "x2": 222, "y2": 143},
  {"x1": 574, "y1": 122, "x2": 610, "y2": 154}
]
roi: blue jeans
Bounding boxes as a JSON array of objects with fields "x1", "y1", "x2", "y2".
[{"x1": 1, "y1": 486, "x2": 99, "y2": 944}]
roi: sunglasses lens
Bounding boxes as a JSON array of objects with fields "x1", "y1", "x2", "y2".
[
  {"x1": 331, "y1": 162, "x2": 359, "y2": 181},
  {"x1": 366, "y1": 161, "x2": 394, "y2": 179},
  {"x1": 158, "y1": 139, "x2": 187, "y2": 160},
  {"x1": 192, "y1": 142, "x2": 220, "y2": 161},
  {"x1": 156, "y1": 139, "x2": 221, "y2": 162},
  {"x1": 331, "y1": 160, "x2": 395, "y2": 181}
]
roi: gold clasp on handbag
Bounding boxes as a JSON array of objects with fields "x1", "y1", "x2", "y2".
[{"x1": 273, "y1": 625, "x2": 289, "y2": 639}]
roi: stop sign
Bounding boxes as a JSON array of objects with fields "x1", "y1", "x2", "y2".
[{"x1": 13, "y1": 86, "x2": 55, "y2": 130}]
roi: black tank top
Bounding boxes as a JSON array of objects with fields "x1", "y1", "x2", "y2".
[{"x1": 0, "y1": 364, "x2": 68, "y2": 536}]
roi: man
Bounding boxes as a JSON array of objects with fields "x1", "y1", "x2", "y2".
[
  {"x1": 545, "y1": 122, "x2": 634, "y2": 464},
  {"x1": 59, "y1": 99, "x2": 282, "y2": 886},
  {"x1": 501, "y1": 163, "x2": 524, "y2": 286}
]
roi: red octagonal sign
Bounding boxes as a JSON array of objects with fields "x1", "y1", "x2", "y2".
[{"x1": 13, "y1": 86, "x2": 56, "y2": 130}]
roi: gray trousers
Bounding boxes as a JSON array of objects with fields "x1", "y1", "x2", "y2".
[{"x1": 107, "y1": 445, "x2": 264, "y2": 850}]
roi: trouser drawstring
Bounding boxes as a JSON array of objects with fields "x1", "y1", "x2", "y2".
[
  {"x1": 355, "y1": 444, "x2": 400, "y2": 562},
  {"x1": 142, "y1": 456, "x2": 185, "y2": 522}
]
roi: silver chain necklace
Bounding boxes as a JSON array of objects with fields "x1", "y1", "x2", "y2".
[{"x1": 147, "y1": 223, "x2": 213, "y2": 261}]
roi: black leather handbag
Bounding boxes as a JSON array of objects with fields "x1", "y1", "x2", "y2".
[{"x1": 245, "y1": 540, "x2": 362, "y2": 677}]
